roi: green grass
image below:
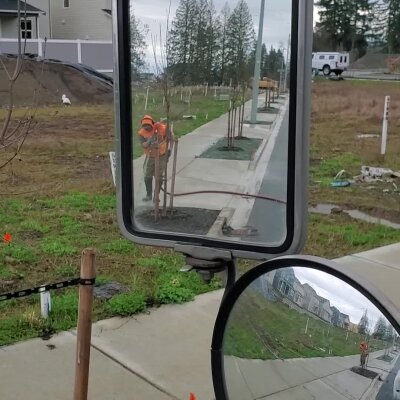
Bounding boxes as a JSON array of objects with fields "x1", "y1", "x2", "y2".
[
  {"x1": 131, "y1": 90, "x2": 238, "y2": 159},
  {"x1": 0, "y1": 192, "x2": 222, "y2": 346},
  {"x1": 310, "y1": 153, "x2": 361, "y2": 187},
  {"x1": 40, "y1": 238, "x2": 78, "y2": 257},
  {"x1": 304, "y1": 213, "x2": 400, "y2": 259},
  {"x1": 224, "y1": 288, "x2": 389, "y2": 360},
  {"x1": 106, "y1": 291, "x2": 147, "y2": 316}
]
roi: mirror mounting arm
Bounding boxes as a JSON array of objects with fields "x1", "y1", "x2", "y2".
[{"x1": 175, "y1": 245, "x2": 236, "y2": 297}]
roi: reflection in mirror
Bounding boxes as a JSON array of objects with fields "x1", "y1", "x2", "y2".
[
  {"x1": 130, "y1": 0, "x2": 293, "y2": 246},
  {"x1": 223, "y1": 267, "x2": 400, "y2": 400}
]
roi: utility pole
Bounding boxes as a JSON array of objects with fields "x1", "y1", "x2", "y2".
[
  {"x1": 250, "y1": 0, "x2": 266, "y2": 124},
  {"x1": 283, "y1": 34, "x2": 291, "y2": 93}
]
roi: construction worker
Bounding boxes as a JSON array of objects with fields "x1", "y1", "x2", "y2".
[
  {"x1": 138, "y1": 115, "x2": 173, "y2": 201},
  {"x1": 359, "y1": 340, "x2": 369, "y2": 368}
]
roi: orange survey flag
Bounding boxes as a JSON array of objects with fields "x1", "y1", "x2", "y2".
[{"x1": 3, "y1": 232, "x2": 12, "y2": 244}]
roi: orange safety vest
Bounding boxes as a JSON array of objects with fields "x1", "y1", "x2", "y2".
[
  {"x1": 138, "y1": 123, "x2": 168, "y2": 157},
  {"x1": 360, "y1": 341, "x2": 369, "y2": 354}
]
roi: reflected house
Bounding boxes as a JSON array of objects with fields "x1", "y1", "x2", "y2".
[
  {"x1": 331, "y1": 306, "x2": 343, "y2": 327},
  {"x1": 301, "y1": 283, "x2": 321, "y2": 315},
  {"x1": 273, "y1": 268, "x2": 304, "y2": 307},
  {"x1": 340, "y1": 313, "x2": 350, "y2": 330},
  {"x1": 317, "y1": 297, "x2": 333, "y2": 323},
  {"x1": 349, "y1": 322, "x2": 358, "y2": 333},
  {"x1": 251, "y1": 270, "x2": 277, "y2": 301}
]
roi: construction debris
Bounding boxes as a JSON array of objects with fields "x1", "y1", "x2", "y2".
[
  {"x1": 357, "y1": 134, "x2": 380, "y2": 139},
  {"x1": 354, "y1": 166, "x2": 400, "y2": 183}
]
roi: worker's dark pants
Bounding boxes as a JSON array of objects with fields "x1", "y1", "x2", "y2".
[{"x1": 143, "y1": 154, "x2": 167, "y2": 197}]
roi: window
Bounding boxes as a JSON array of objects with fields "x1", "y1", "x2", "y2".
[
  {"x1": 64, "y1": 0, "x2": 70, "y2": 8},
  {"x1": 20, "y1": 20, "x2": 32, "y2": 39},
  {"x1": 319, "y1": 55, "x2": 325, "y2": 60},
  {"x1": 329, "y1": 55, "x2": 335, "y2": 60}
]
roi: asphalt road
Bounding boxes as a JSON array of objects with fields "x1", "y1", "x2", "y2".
[
  {"x1": 246, "y1": 108, "x2": 289, "y2": 245},
  {"x1": 376, "y1": 355, "x2": 400, "y2": 400}
]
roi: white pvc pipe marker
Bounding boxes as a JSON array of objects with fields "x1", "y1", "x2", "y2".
[
  {"x1": 381, "y1": 96, "x2": 390, "y2": 155},
  {"x1": 40, "y1": 291, "x2": 52, "y2": 319}
]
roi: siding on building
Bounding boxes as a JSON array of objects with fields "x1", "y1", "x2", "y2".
[{"x1": 50, "y1": 0, "x2": 112, "y2": 40}]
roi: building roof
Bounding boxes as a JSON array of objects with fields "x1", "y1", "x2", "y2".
[{"x1": 0, "y1": 0, "x2": 43, "y2": 15}]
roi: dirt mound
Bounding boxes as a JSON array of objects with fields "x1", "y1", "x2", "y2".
[
  {"x1": 351, "y1": 50, "x2": 400, "y2": 70},
  {"x1": 0, "y1": 56, "x2": 113, "y2": 107}
]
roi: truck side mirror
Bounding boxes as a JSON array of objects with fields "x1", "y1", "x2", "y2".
[{"x1": 112, "y1": 0, "x2": 313, "y2": 260}]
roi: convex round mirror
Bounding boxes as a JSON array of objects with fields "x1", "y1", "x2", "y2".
[{"x1": 212, "y1": 257, "x2": 400, "y2": 400}]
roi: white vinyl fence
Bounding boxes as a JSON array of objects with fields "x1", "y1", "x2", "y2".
[{"x1": 0, "y1": 38, "x2": 113, "y2": 75}]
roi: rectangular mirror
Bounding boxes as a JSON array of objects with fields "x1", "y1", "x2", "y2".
[{"x1": 113, "y1": 0, "x2": 312, "y2": 259}]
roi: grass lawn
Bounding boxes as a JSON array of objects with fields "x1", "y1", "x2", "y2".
[
  {"x1": 309, "y1": 79, "x2": 400, "y2": 220},
  {"x1": 0, "y1": 81, "x2": 399, "y2": 346}
]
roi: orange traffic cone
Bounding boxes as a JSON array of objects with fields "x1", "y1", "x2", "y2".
[{"x1": 189, "y1": 393, "x2": 197, "y2": 400}]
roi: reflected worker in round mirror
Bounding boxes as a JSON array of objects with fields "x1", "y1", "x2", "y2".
[{"x1": 218, "y1": 267, "x2": 400, "y2": 400}]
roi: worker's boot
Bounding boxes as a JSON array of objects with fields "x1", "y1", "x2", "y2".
[{"x1": 143, "y1": 178, "x2": 152, "y2": 201}]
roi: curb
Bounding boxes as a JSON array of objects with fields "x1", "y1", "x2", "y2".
[
  {"x1": 207, "y1": 207, "x2": 235, "y2": 238},
  {"x1": 249, "y1": 96, "x2": 288, "y2": 171},
  {"x1": 207, "y1": 97, "x2": 289, "y2": 238},
  {"x1": 360, "y1": 374, "x2": 382, "y2": 400}
]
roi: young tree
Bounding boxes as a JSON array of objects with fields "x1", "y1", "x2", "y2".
[
  {"x1": 373, "y1": 316, "x2": 388, "y2": 340},
  {"x1": 358, "y1": 310, "x2": 369, "y2": 336},
  {"x1": 0, "y1": 0, "x2": 35, "y2": 172},
  {"x1": 130, "y1": 10, "x2": 148, "y2": 79}
]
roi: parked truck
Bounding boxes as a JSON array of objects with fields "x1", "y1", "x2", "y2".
[{"x1": 312, "y1": 52, "x2": 349, "y2": 76}]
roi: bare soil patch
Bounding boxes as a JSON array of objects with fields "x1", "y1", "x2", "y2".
[
  {"x1": 135, "y1": 207, "x2": 220, "y2": 235},
  {"x1": 0, "y1": 56, "x2": 113, "y2": 107}
]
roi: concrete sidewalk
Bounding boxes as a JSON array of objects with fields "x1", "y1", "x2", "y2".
[
  {"x1": 133, "y1": 94, "x2": 288, "y2": 237},
  {"x1": 1, "y1": 243, "x2": 399, "y2": 400}
]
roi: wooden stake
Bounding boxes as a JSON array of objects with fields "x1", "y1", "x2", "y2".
[
  {"x1": 240, "y1": 98, "x2": 245, "y2": 137},
  {"x1": 154, "y1": 150, "x2": 160, "y2": 221},
  {"x1": 227, "y1": 108, "x2": 231, "y2": 148},
  {"x1": 233, "y1": 106, "x2": 237, "y2": 138},
  {"x1": 169, "y1": 138, "x2": 179, "y2": 213},
  {"x1": 74, "y1": 249, "x2": 96, "y2": 400}
]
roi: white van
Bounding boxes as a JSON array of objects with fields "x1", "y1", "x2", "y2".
[{"x1": 312, "y1": 52, "x2": 350, "y2": 76}]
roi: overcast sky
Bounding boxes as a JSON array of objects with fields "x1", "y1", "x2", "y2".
[
  {"x1": 132, "y1": 0, "x2": 295, "y2": 71},
  {"x1": 294, "y1": 267, "x2": 390, "y2": 331}
]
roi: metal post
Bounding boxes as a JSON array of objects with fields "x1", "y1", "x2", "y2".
[
  {"x1": 250, "y1": 0, "x2": 266, "y2": 123},
  {"x1": 305, "y1": 317, "x2": 309, "y2": 334},
  {"x1": 227, "y1": 108, "x2": 231, "y2": 148},
  {"x1": 169, "y1": 139, "x2": 179, "y2": 213},
  {"x1": 381, "y1": 95, "x2": 390, "y2": 155},
  {"x1": 240, "y1": 94, "x2": 245, "y2": 137},
  {"x1": 283, "y1": 35, "x2": 291, "y2": 93},
  {"x1": 77, "y1": 39, "x2": 82, "y2": 64},
  {"x1": 233, "y1": 106, "x2": 237, "y2": 138},
  {"x1": 144, "y1": 87, "x2": 149, "y2": 111}
]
